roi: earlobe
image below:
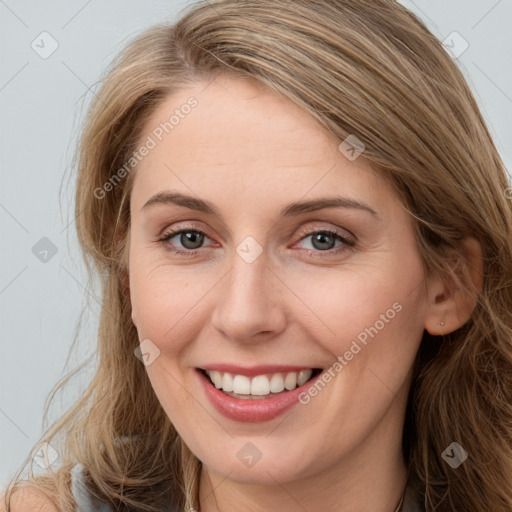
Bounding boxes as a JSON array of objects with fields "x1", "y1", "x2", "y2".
[
  {"x1": 423, "y1": 277, "x2": 452, "y2": 336},
  {"x1": 424, "y1": 236, "x2": 484, "y2": 336}
]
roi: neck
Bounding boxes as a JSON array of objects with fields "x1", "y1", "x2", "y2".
[{"x1": 198, "y1": 397, "x2": 409, "y2": 512}]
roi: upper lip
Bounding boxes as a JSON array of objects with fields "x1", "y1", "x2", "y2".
[{"x1": 198, "y1": 364, "x2": 322, "y2": 377}]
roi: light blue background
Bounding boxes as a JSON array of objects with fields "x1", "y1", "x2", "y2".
[{"x1": 1, "y1": 0, "x2": 511, "y2": 488}]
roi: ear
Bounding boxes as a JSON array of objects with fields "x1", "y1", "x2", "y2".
[{"x1": 424, "y1": 237, "x2": 484, "y2": 335}]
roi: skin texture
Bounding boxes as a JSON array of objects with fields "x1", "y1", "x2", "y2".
[
  {"x1": 1, "y1": 488, "x2": 59, "y2": 512},
  {"x1": 128, "y1": 74, "x2": 482, "y2": 512}
]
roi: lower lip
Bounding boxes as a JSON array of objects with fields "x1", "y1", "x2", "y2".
[{"x1": 197, "y1": 369, "x2": 322, "y2": 423}]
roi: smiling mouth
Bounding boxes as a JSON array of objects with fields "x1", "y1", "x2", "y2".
[{"x1": 199, "y1": 368, "x2": 323, "y2": 399}]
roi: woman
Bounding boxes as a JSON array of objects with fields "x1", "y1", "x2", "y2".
[{"x1": 3, "y1": 0, "x2": 512, "y2": 511}]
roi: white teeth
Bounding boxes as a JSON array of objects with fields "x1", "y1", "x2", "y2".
[
  {"x1": 204, "y1": 369, "x2": 316, "y2": 397},
  {"x1": 297, "y1": 369, "x2": 313, "y2": 387},
  {"x1": 284, "y1": 372, "x2": 297, "y2": 390},
  {"x1": 211, "y1": 370, "x2": 223, "y2": 389},
  {"x1": 251, "y1": 375, "x2": 270, "y2": 395},
  {"x1": 232, "y1": 375, "x2": 251, "y2": 395},
  {"x1": 269, "y1": 373, "x2": 285, "y2": 393},
  {"x1": 222, "y1": 372, "x2": 234, "y2": 392}
]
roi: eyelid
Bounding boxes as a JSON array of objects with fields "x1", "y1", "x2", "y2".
[
  {"x1": 157, "y1": 221, "x2": 357, "y2": 260},
  {"x1": 294, "y1": 223, "x2": 356, "y2": 244},
  {"x1": 158, "y1": 221, "x2": 354, "y2": 244},
  {"x1": 158, "y1": 220, "x2": 214, "y2": 240}
]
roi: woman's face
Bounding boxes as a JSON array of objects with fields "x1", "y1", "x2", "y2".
[{"x1": 128, "y1": 74, "x2": 430, "y2": 484}]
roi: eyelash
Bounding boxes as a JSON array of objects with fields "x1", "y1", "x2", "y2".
[{"x1": 157, "y1": 224, "x2": 356, "y2": 258}]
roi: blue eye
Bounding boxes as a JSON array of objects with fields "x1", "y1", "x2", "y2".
[
  {"x1": 157, "y1": 226, "x2": 355, "y2": 258},
  {"x1": 295, "y1": 229, "x2": 355, "y2": 256},
  {"x1": 158, "y1": 228, "x2": 212, "y2": 255}
]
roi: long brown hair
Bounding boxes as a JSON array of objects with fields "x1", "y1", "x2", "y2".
[{"x1": 3, "y1": 1, "x2": 512, "y2": 511}]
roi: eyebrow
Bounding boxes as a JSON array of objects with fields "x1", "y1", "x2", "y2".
[{"x1": 141, "y1": 191, "x2": 380, "y2": 219}]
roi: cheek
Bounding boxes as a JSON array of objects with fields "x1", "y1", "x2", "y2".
[
  {"x1": 285, "y1": 261, "x2": 423, "y2": 343},
  {"x1": 128, "y1": 256, "x2": 214, "y2": 353},
  {"x1": 282, "y1": 254, "x2": 426, "y2": 393}
]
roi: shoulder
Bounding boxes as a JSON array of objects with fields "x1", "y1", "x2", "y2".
[
  {"x1": 0, "y1": 486, "x2": 60, "y2": 512},
  {"x1": 0, "y1": 462, "x2": 91, "y2": 512}
]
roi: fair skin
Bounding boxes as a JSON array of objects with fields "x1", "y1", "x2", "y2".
[
  {"x1": 127, "y1": 74, "x2": 482, "y2": 512},
  {"x1": 0, "y1": 487, "x2": 59, "y2": 512},
  {"x1": 2, "y1": 75, "x2": 482, "y2": 512}
]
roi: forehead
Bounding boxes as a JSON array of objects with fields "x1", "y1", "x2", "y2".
[
  {"x1": 130, "y1": 74, "x2": 391, "y2": 213},
  {"x1": 140, "y1": 75, "x2": 334, "y2": 162}
]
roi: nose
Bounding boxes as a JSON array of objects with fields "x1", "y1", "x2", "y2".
[{"x1": 210, "y1": 249, "x2": 287, "y2": 343}]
